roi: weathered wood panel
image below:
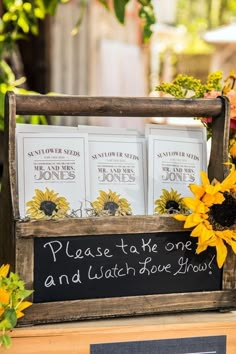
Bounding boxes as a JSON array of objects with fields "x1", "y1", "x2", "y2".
[
  {"x1": 0, "y1": 92, "x2": 16, "y2": 267},
  {"x1": 18, "y1": 290, "x2": 236, "y2": 326},
  {"x1": 14, "y1": 95, "x2": 223, "y2": 117},
  {"x1": 15, "y1": 237, "x2": 34, "y2": 301},
  {"x1": 16, "y1": 215, "x2": 186, "y2": 237},
  {"x1": 208, "y1": 96, "x2": 230, "y2": 181}
]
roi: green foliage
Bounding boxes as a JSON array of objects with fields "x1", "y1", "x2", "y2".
[
  {"x1": 98, "y1": 0, "x2": 156, "y2": 41},
  {"x1": 138, "y1": 0, "x2": 155, "y2": 42},
  {"x1": 0, "y1": 0, "x2": 68, "y2": 130},
  {"x1": 176, "y1": 0, "x2": 236, "y2": 54},
  {"x1": 177, "y1": 0, "x2": 236, "y2": 30},
  {"x1": 0, "y1": 264, "x2": 33, "y2": 349},
  {"x1": 0, "y1": 333, "x2": 12, "y2": 348},
  {"x1": 113, "y1": 0, "x2": 129, "y2": 24},
  {"x1": 0, "y1": 59, "x2": 48, "y2": 130},
  {"x1": 0, "y1": 0, "x2": 70, "y2": 54},
  {"x1": 0, "y1": 0, "x2": 156, "y2": 131},
  {"x1": 156, "y1": 71, "x2": 223, "y2": 98}
]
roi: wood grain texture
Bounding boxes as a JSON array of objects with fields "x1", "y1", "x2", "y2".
[
  {"x1": 0, "y1": 92, "x2": 17, "y2": 267},
  {"x1": 223, "y1": 248, "x2": 236, "y2": 290},
  {"x1": 208, "y1": 96, "x2": 231, "y2": 181},
  {"x1": 6, "y1": 312, "x2": 236, "y2": 354},
  {"x1": 16, "y1": 215, "x2": 187, "y2": 237},
  {"x1": 15, "y1": 238, "x2": 34, "y2": 301},
  {"x1": 14, "y1": 94, "x2": 223, "y2": 117},
  {"x1": 18, "y1": 290, "x2": 236, "y2": 326}
]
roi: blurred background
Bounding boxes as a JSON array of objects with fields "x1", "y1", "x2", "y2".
[{"x1": 1, "y1": 0, "x2": 236, "y2": 176}]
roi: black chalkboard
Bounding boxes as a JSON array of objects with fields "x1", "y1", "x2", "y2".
[
  {"x1": 34, "y1": 232, "x2": 222, "y2": 303},
  {"x1": 90, "y1": 335, "x2": 226, "y2": 354}
]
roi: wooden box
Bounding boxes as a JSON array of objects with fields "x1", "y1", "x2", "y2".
[{"x1": 0, "y1": 92, "x2": 235, "y2": 326}]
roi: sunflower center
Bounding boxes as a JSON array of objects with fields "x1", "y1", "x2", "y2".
[
  {"x1": 104, "y1": 201, "x2": 119, "y2": 215},
  {"x1": 209, "y1": 192, "x2": 236, "y2": 229},
  {"x1": 40, "y1": 201, "x2": 58, "y2": 216},
  {"x1": 165, "y1": 200, "x2": 180, "y2": 214}
]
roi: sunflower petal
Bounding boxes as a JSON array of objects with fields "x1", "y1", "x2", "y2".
[
  {"x1": 184, "y1": 213, "x2": 203, "y2": 228},
  {"x1": 0, "y1": 288, "x2": 11, "y2": 304},
  {"x1": 173, "y1": 214, "x2": 187, "y2": 221},
  {"x1": 221, "y1": 165, "x2": 236, "y2": 191},
  {"x1": 189, "y1": 184, "x2": 205, "y2": 199},
  {"x1": 0, "y1": 264, "x2": 10, "y2": 278},
  {"x1": 16, "y1": 301, "x2": 32, "y2": 313},
  {"x1": 205, "y1": 184, "x2": 221, "y2": 195},
  {"x1": 199, "y1": 225, "x2": 214, "y2": 243},
  {"x1": 215, "y1": 238, "x2": 228, "y2": 268},
  {"x1": 183, "y1": 197, "x2": 203, "y2": 212},
  {"x1": 200, "y1": 171, "x2": 210, "y2": 185},
  {"x1": 196, "y1": 242, "x2": 208, "y2": 254}
]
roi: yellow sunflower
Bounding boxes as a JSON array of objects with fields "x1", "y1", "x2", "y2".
[
  {"x1": 154, "y1": 188, "x2": 188, "y2": 215},
  {"x1": 175, "y1": 164, "x2": 236, "y2": 268},
  {"x1": 91, "y1": 189, "x2": 132, "y2": 216},
  {"x1": 26, "y1": 188, "x2": 70, "y2": 219}
]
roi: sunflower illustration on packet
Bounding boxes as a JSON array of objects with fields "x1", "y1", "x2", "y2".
[
  {"x1": 90, "y1": 189, "x2": 132, "y2": 217},
  {"x1": 26, "y1": 188, "x2": 70, "y2": 219},
  {"x1": 154, "y1": 188, "x2": 188, "y2": 215}
]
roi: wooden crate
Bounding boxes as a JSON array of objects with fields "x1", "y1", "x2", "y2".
[{"x1": 0, "y1": 91, "x2": 235, "y2": 326}]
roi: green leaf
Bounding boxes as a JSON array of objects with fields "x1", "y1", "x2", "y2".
[
  {"x1": 0, "y1": 333, "x2": 12, "y2": 349},
  {"x1": 0, "y1": 318, "x2": 13, "y2": 331},
  {"x1": 2, "y1": 309, "x2": 17, "y2": 329},
  {"x1": 138, "y1": 4, "x2": 156, "y2": 42},
  {"x1": 113, "y1": 0, "x2": 129, "y2": 24},
  {"x1": 0, "y1": 59, "x2": 15, "y2": 84}
]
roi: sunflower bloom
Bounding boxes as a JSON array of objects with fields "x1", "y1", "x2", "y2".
[
  {"x1": 175, "y1": 165, "x2": 236, "y2": 268},
  {"x1": 26, "y1": 188, "x2": 70, "y2": 219},
  {"x1": 154, "y1": 188, "x2": 188, "y2": 215},
  {"x1": 91, "y1": 189, "x2": 132, "y2": 216}
]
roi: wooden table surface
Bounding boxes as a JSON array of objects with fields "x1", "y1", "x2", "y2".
[{"x1": 4, "y1": 311, "x2": 236, "y2": 353}]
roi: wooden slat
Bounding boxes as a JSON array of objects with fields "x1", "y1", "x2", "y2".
[
  {"x1": 0, "y1": 92, "x2": 16, "y2": 267},
  {"x1": 18, "y1": 290, "x2": 236, "y2": 325},
  {"x1": 16, "y1": 238, "x2": 34, "y2": 301},
  {"x1": 223, "y1": 248, "x2": 236, "y2": 290},
  {"x1": 16, "y1": 215, "x2": 186, "y2": 237},
  {"x1": 14, "y1": 94, "x2": 223, "y2": 117},
  {"x1": 208, "y1": 96, "x2": 231, "y2": 181}
]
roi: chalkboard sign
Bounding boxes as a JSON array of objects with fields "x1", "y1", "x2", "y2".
[
  {"x1": 34, "y1": 232, "x2": 222, "y2": 303},
  {"x1": 90, "y1": 335, "x2": 226, "y2": 354}
]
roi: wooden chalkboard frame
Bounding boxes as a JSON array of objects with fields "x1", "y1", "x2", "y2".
[{"x1": 1, "y1": 91, "x2": 236, "y2": 326}]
